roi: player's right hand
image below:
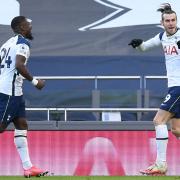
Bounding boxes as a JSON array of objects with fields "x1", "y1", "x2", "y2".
[
  {"x1": 177, "y1": 41, "x2": 180, "y2": 49},
  {"x1": 36, "y1": 79, "x2": 45, "y2": 90},
  {"x1": 128, "y1": 39, "x2": 143, "y2": 48}
]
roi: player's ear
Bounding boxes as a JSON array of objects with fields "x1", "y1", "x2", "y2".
[
  {"x1": 19, "y1": 21, "x2": 26, "y2": 32},
  {"x1": 17, "y1": 24, "x2": 24, "y2": 33},
  {"x1": 160, "y1": 20, "x2": 163, "y2": 26}
]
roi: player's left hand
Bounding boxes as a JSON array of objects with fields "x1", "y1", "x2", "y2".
[{"x1": 177, "y1": 41, "x2": 180, "y2": 49}]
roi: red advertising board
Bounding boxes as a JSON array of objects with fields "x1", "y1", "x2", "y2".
[{"x1": 0, "y1": 131, "x2": 179, "y2": 175}]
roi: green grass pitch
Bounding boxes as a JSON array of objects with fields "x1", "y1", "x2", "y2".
[{"x1": 0, "y1": 176, "x2": 179, "y2": 180}]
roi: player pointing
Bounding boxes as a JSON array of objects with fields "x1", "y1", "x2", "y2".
[
  {"x1": 0, "y1": 16, "x2": 48, "y2": 177},
  {"x1": 129, "y1": 3, "x2": 180, "y2": 176}
]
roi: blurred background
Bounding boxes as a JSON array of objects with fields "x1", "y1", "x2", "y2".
[{"x1": 0, "y1": 0, "x2": 180, "y2": 176}]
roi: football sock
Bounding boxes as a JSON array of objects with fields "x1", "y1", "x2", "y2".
[
  {"x1": 155, "y1": 124, "x2": 168, "y2": 165},
  {"x1": 14, "y1": 129, "x2": 32, "y2": 170}
]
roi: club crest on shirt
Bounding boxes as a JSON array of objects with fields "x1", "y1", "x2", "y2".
[{"x1": 18, "y1": 44, "x2": 27, "y2": 56}]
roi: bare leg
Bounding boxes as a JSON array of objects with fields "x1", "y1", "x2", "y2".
[{"x1": 170, "y1": 118, "x2": 180, "y2": 138}]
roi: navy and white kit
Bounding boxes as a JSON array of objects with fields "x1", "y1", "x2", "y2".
[
  {"x1": 138, "y1": 29, "x2": 180, "y2": 117},
  {"x1": 0, "y1": 34, "x2": 30, "y2": 125}
]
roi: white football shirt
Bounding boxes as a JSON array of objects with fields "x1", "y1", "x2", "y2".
[
  {"x1": 138, "y1": 29, "x2": 180, "y2": 87},
  {"x1": 0, "y1": 34, "x2": 30, "y2": 96}
]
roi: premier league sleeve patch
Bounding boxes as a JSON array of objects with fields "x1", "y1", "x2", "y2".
[{"x1": 16, "y1": 44, "x2": 30, "y2": 58}]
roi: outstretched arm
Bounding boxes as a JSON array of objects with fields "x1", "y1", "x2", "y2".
[{"x1": 129, "y1": 34, "x2": 161, "y2": 51}]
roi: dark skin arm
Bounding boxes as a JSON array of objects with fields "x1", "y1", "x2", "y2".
[
  {"x1": 16, "y1": 55, "x2": 33, "y2": 81},
  {"x1": 16, "y1": 55, "x2": 45, "y2": 90}
]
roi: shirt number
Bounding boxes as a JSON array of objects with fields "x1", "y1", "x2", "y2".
[{"x1": 0, "y1": 48, "x2": 12, "y2": 69}]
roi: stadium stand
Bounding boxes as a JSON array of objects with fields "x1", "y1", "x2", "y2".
[{"x1": 0, "y1": 1, "x2": 168, "y2": 123}]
